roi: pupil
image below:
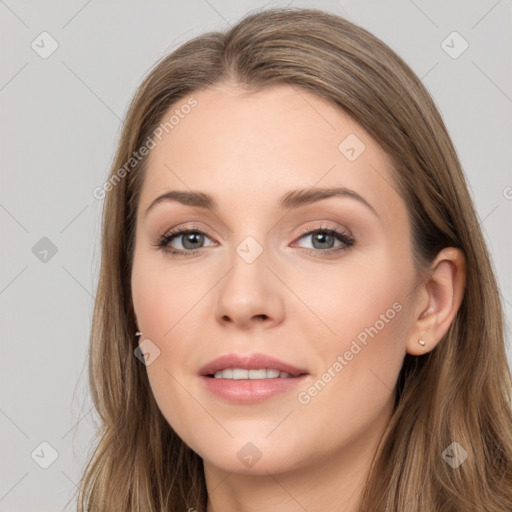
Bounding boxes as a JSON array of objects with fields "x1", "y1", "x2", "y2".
[
  {"x1": 313, "y1": 232, "x2": 333, "y2": 249},
  {"x1": 183, "y1": 232, "x2": 203, "y2": 249}
]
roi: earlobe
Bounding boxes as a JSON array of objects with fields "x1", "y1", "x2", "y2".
[
  {"x1": 406, "y1": 247, "x2": 466, "y2": 356},
  {"x1": 407, "y1": 334, "x2": 430, "y2": 356}
]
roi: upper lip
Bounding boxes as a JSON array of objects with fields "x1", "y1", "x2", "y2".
[{"x1": 199, "y1": 353, "x2": 308, "y2": 377}]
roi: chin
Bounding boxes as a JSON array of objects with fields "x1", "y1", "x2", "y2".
[
  {"x1": 201, "y1": 445, "x2": 299, "y2": 476},
  {"x1": 185, "y1": 432, "x2": 305, "y2": 475}
]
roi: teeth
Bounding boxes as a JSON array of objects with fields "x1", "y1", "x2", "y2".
[{"x1": 212, "y1": 368, "x2": 293, "y2": 379}]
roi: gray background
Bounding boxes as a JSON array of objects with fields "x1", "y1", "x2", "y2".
[{"x1": 1, "y1": 1, "x2": 510, "y2": 510}]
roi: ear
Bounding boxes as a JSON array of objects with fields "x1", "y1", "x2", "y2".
[{"x1": 406, "y1": 247, "x2": 466, "y2": 356}]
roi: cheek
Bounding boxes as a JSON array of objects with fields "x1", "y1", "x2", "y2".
[
  {"x1": 295, "y1": 250, "x2": 413, "y2": 405},
  {"x1": 131, "y1": 252, "x2": 212, "y2": 442},
  {"x1": 295, "y1": 248, "x2": 412, "y2": 348},
  {"x1": 131, "y1": 248, "x2": 206, "y2": 338},
  {"x1": 289, "y1": 276, "x2": 409, "y2": 455}
]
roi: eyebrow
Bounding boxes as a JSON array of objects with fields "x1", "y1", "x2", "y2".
[{"x1": 144, "y1": 186, "x2": 379, "y2": 217}]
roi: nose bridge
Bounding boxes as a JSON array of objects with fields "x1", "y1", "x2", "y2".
[
  {"x1": 227, "y1": 232, "x2": 269, "y2": 300},
  {"x1": 214, "y1": 229, "x2": 283, "y2": 327}
]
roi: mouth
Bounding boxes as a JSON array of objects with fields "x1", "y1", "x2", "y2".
[
  {"x1": 199, "y1": 353, "x2": 309, "y2": 403},
  {"x1": 206, "y1": 368, "x2": 304, "y2": 379},
  {"x1": 199, "y1": 352, "x2": 308, "y2": 378}
]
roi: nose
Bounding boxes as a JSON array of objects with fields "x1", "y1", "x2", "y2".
[{"x1": 214, "y1": 243, "x2": 285, "y2": 330}]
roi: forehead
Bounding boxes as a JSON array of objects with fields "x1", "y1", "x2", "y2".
[{"x1": 139, "y1": 82, "x2": 404, "y2": 222}]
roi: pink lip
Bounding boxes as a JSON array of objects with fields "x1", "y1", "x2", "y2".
[
  {"x1": 199, "y1": 353, "x2": 308, "y2": 377},
  {"x1": 198, "y1": 353, "x2": 309, "y2": 404}
]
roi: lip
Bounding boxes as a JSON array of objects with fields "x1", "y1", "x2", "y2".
[
  {"x1": 199, "y1": 353, "x2": 308, "y2": 377},
  {"x1": 199, "y1": 353, "x2": 309, "y2": 404}
]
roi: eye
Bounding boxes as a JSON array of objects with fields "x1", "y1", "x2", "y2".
[
  {"x1": 292, "y1": 225, "x2": 355, "y2": 255},
  {"x1": 155, "y1": 226, "x2": 216, "y2": 255}
]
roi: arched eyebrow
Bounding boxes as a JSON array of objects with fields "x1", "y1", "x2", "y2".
[
  {"x1": 144, "y1": 186, "x2": 378, "y2": 218},
  {"x1": 280, "y1": 187, "x2": 378, "y2": 217}
]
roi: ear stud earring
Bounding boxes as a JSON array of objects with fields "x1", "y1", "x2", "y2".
[
  {"x1": 135, "y1": 331, "x2": 142, "y2": 337},
  {"x1": 418, "y1": 338, "x2": 426, "y2": 346}
]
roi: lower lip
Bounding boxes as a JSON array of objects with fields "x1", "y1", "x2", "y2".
[{"x1": 200, "y1": 375, "x2": 308, "y2": 404}]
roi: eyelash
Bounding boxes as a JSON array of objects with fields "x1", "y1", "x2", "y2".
[{"x1": 154, "y1": 224, "x2": 355, "y2": 258}]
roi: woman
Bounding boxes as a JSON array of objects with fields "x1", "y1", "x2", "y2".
[{"x1": 77, "y1": 7, "x2": 512, "y2": 511}]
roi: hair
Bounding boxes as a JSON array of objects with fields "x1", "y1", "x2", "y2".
[{"x1": 75, "y1": 7, "x2": 512, "y2": 511}]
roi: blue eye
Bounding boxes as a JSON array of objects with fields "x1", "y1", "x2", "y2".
[
  {"x1": 157, "y1": 228, "x2": 216, "y2": 254},
  {"x1": 155, "y1": 225, "x2": 355, "y2": 256},
  {"x1": 293, "y1": 226, "x2": 355, "y2": 253}
]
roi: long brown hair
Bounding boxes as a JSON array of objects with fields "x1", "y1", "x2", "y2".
[{"x1": 76, "y1": 7, "x2": 512, "y2": 511}]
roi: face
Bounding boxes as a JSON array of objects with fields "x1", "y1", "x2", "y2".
[{"x1": 131, "y1": 82, "x2": 420, "y2": 476}]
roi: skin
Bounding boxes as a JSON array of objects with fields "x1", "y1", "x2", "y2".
[{"x1": 131, "y1": 82, "x2": 466, "y2": 512}]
